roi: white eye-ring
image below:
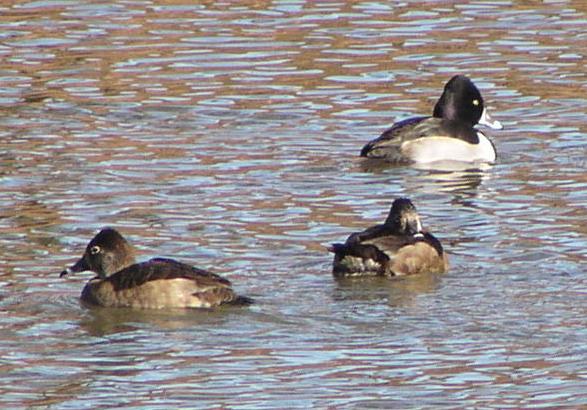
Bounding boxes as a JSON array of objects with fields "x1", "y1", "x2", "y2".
[
  {"x1": 472, "y1": 99, "x2": 480, "y2": 106},
  {"x1": 90, "y1": 245, "x2": 101, "y2": 255}
]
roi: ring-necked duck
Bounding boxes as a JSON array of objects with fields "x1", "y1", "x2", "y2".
[
  {"x1": 328, "y1": 198, "x2": 448, "y2": 277},
  {"x1": 60, "y1": 228, "x2": 252, "y2": 309},
  {"x1": 360, "y1": 75, "x2": 502, "y2": 163}
]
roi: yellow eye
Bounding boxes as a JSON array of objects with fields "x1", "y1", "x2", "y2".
[
  {"x1": 90, "y1": 245, "x2": 101, "y2": 255},
  {"x1": 472, "y1": 99, "x2": 480, "y2": 106}
]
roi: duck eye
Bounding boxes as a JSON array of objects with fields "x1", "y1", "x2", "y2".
[
  {"x1": 90, "y1": 245, "x2": 101, "y2": 255},
  {"x1": 472, "y1": 99, "x2": 480, "y2": 106}
]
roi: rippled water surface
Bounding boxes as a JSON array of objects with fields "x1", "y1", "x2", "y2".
[{"x1": 1, "y1": 1, "x2": 587, "y2": 408}]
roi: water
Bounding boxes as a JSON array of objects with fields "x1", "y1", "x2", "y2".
[{"x1": 1, "y1": 1, "x2": 586, "y2": 408}]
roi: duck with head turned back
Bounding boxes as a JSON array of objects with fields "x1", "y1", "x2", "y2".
[
  {"x1": 328, "y1": 198, "x2": 448, "y2": 277},
  {"x1": 361, "y1": 75, "x2": 503, "y2": 164},
  {"x1": 60, "y1": 228, "x2": 252, "y2": 309}
]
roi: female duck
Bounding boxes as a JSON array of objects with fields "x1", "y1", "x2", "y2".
[
  {"x1": 60, "y1": 228, "x2": 251, "y2": 309},
  {"x1": 361, "y1": 75, "x2": 502, "y2": 163},
  {"x1": 328, "y1": 198, "x2": 448, "y2": 277}
]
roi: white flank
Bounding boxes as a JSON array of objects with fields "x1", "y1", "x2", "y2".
[{"x1": 403, "y1": 133, "x2": 496, "y2": 163}]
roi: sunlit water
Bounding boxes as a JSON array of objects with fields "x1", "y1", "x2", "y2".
[{"x1": 1, "y1": 1, "x2": 586, "y2": 408}]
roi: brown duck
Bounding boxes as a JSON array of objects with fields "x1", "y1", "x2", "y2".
[
  {"x1": 60, "y1": 228, "x2": 252, "y2": 309},
  {"x1": 329, "y1": 198, "x2": 449, "y2": 277}
]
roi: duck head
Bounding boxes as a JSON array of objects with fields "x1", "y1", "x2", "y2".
[
  {"x1": 433, "y1": 75, "x2": 502, "y2": 130},
  {"x1": 384, "y1": 198, "x2": 423, "y2": 235},
  {"x1": 60, "y1": 228, "x2": 136, "y2": 279}
]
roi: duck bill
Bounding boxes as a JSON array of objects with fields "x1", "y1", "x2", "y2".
[
  {"x1": 60, "y1": 257, "x2": 90, "y2": 278},
  {"x1": 478, "y1": 107, "x2": 503, "y2": 130}
]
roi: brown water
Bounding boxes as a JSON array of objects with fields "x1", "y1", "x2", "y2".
[{"x1": 1, "y1": 1, "x2": 587, "y2": 408}]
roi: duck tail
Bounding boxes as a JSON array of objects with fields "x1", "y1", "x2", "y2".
[
  {"x1": 327, "y1": 243, "x2": 346, "y2": 254},
  {"x1": 360, "y1": 142, "x2": 375, "y2": 157},
  {"x1": 231, "y1": 295, "x2": 254, "y2": 306}
]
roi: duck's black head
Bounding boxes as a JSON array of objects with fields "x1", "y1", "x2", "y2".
[{"x1": 433, "y1": 75, "x2": 486, "y2": 126}]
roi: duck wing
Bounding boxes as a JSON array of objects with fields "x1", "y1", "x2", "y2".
[
  {"x1": 329, "y1": 228, "x2": 417, "y2": 276},
  {"x1": 106, "y1": 258, "x2": 232, "y2": 292},
  {"x1": 360, "y1": 116, "x2": 430, "y2": 161},
  {"x1": 330, "y1": 223, "x2": 412, "y2": 259},
  {"x1": 328, "y1": 223, "x2": 389, "y2": 254}
]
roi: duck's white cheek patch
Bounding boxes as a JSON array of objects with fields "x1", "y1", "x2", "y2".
[{"x1": 402, "y1": 135, "x2": 496, "y2": 163}]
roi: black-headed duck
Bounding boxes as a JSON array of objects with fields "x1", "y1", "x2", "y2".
[
  {"x1": 329, "y1": 198, "x2": 448, "y2": 277},
  {"x1": 60, "y1": 228, "x2": 252, "y2": 309},
  {"x1": 361, "y1": 75, "x2": 502, "y2": 163}
]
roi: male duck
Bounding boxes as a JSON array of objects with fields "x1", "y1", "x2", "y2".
[
  {"x1": 60, "y1": 228, "x2": 252, "y2": 309},
  {"x1": 360, "y1": 75, "x2": 503, "y2": 163},
  {"x1": 328, "y1": 198, "x2": 448, "y2": 277}
]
